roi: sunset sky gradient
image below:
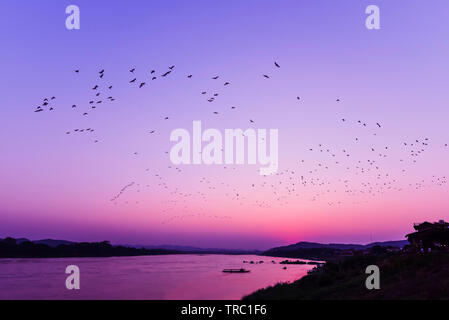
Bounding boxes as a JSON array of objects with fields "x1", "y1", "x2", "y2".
[{"x1": 1, "y1": 0, "x2": 449, "y2": 249}]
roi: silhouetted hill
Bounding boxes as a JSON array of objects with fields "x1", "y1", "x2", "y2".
[
  {"x1": 269, "y1": 241, "x2": 362, "y2": 251},
  {"x1": 0, "y1": 237, "x2": 74, "y2": 247},
  {"x1": 32, "y1": 239, "x2": 75, "y2": 247},
  {"x1": 262, "y1": 240, "x2": 408, "y2": 260},
  {"x1": 0, "y1": 237, "x2": 180, "y2": 258},
  {"x1": 268, "y1": 240, "x2": 407, "y2": 251},
  {"x1": 0, "y1": 238, "x2": 30, "y2": 244},
  {"x1": 364, "y1": 240, "x2": 408, "y2": 248},
  {"x1": 0, "y1": 238, "x2": 261, "y2": 257},
  {"x1": 0, "y1": 237, "x2": 260, "y2": 258}
]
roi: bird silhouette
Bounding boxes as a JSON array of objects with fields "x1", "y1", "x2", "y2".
[{"x1": 31, "y1": 63, "x2": 448, "y2": 214}]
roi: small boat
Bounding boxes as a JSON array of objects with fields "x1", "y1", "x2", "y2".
[{"x1": 222, "y1": 268, "x2": 250, "y2": 273}]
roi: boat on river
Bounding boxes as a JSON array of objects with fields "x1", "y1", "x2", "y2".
[{"x1": 222, "y1": 268, "x2": 250, "y2": 273}]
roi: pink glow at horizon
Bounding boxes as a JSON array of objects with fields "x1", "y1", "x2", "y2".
[{"x1": 1, "y1": 1, "x2": 449, "y2": 249}]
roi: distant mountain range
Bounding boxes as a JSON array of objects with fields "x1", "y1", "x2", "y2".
[
  {"x1": 125, "y1": 244, "x2": 261, "y2": 254},
  {"x1": 0, "y1": 237, "x2": 180, "y2": 258},
  {"x1": 261, "y1": 240, "x2": 409, "y2": 260},
  {"x1": 0, "y1": 238, "x2": 74, "y2": 247},
  {"x1": 1, "y1": 237, "x2": 408, "y2": 257},
  {"x1": 0, "y1": 238, "x2": 259, "y2": 254},
  {"x1": 129, "y1": 241, "x2": 409, "y2": 253},
  {"x1": 266, "y1": 240, "x2": 409, "y2": 251}
]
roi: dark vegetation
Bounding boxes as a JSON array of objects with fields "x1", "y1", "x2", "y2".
[
  {"x1": 0, "y1": 237, "x2": 260, "y2": 257},
  {"x1": 244, "y1": 246, "x2": 449, "y2": 300},
  {"x1": 0, "y1": 237, "x2": 180, "y2": 258},
  {"x1": 247, "y1": 222, "x2": 449, "y2": 299}
]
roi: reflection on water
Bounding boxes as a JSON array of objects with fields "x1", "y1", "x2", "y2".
[{"x1": 0, "y1": 254, "x2": 315, "y2": 299}]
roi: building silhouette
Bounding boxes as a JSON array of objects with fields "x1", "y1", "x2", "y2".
[{"x1": 406, "y1": 220, "x2": 449, "y2": 252}]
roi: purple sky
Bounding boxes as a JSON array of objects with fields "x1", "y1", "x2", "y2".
[{"x1": 1, "y1": 0, "x2": 449, "y2": 249}]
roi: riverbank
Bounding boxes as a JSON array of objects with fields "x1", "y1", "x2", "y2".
[
  {"x1": 0, "y1": 237, "x2": 259, "y2": 258},
  {"x1": 244, "y1": 251, "x2": 449, "y2": 299},
  {"x1": 0, "y1": 237, "x2": 182, "y2": 258}
]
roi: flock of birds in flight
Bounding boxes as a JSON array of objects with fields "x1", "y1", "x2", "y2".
[{"x1": 32, "y1": 61, "x2": 448, "y2": 224}]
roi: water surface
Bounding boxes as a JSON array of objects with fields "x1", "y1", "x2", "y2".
[{"x1": 0, "y1": 254, "x2": 315, "y2": 299}]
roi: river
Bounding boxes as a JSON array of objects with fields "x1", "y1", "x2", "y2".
[{"x1": 0, "y1": 254, "x2": 315, "y2": 299}]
